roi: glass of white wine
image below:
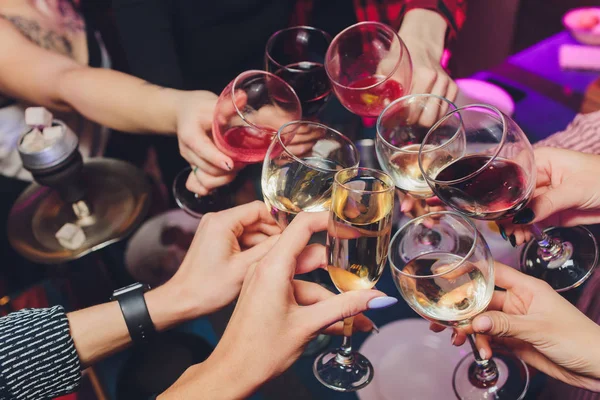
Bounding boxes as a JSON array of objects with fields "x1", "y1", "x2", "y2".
[
  {"x1": 375, "y1": 93, "x2": 458, "y2": 200},
  {"x1": 389, "y1": 211, "x2": 529, "y2": 400},
  {"x1": 261, "y1": 121, "x2": 360, "y2": 228},
  {"x1": 313, "y1": 167, "x2": 394, "y2": 392}
]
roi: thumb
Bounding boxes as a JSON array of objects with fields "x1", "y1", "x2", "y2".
[
  {"x1": 302, "y1": 290, "x2": 397, "y2": 333},
  {"x1": 524, "y1": 185, "x2": 583, "y2": 225},
  {"x1": 472, "y1": 311, "x2": 531, "y2": 340}
]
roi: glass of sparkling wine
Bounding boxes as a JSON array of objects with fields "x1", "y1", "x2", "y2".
[
  {"x1": 376, "y1": 94, "x2": 458, "y2": 201},
  {"x1": 261, "y1": 121, "x2": 360, "y2": 228},
  {"x1": 173, "y1": 70, "x2": 302, "y2": 217},
  {"x1": 418, "y1": 104, "x2": 599, "y2": 292},
  {"x1": 325, "y1": 22, "x2": 412, "y2": 118},
  {"x1": 389, "y1": 211, "x2": 529, "y2": 400},
  {"x1": 313, "y1": 167, "x2": 394, "y2": 392}
]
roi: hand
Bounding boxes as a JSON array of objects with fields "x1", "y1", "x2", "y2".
[
  {"x1": 161, "y1": 201, "x2": 281, "y2": 318},
  {"x1": 399, "y1": 9, "x2": 457, "y2": 102},
  {"x1": 162, "y1": 212, "x2": 395, "y2": 399},
  {"x1": 434, "y1": 262, "x2": 600, "y2": 392},
  {"x1": 501, "y1": 148, "x2": 600, "y2": 246},
  {"x1": 175, "y1": 90, "x2": 238, "y2": 195}
]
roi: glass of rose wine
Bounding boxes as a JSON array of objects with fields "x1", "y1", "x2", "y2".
[
  {"x1": 389, "y1": 211, "x2": 529, "y2": 400},
  {"x1": 313, "y1": 167, "x2": 394, "y2": 392},
  {"x1": 418, "y1": 104, "x2": 599, "y2": 292},
  {"x1": 325, "y1": 21, "x2": 412, "y2": 118},
  {"x1": 173, "y1": 70, "x2": 302, "y2": 217},
  {"x1": 261, "y1": 121, "x2": 360, "y2": 228},
  {"x1": 266, "y1": 26, "x2": 332, "y2": 119}
]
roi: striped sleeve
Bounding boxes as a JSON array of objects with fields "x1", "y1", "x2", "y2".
[{"x1": 0, "y1": 306, "x2": 82, "y2": 400}]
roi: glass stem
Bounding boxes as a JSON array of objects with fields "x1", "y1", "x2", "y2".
[
  {"x1": 467, "y1": 334, "x2": 498, "y2": 385},
  {"x1": 530, "y1": 224, "x2": 572, "y2": 268},
  {"x1": 336, "y1": 317, "x2": 354, "y2": 364}
]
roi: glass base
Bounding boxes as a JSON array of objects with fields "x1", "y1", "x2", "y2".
[
  {"x1": 313, "y1": 350, "x2": 374, "y2": 392},
  {"x1": 453, "y1": 350, "x2": 529, "y2": 400},
  {"x1": 520, "y1": 226, "x2": 599, "y2": 292},
  {"x1": 172, "y1": 167, "x2": 234, "y2": 218}
]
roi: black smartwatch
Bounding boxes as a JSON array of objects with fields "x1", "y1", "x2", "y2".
[{"x1": 111, "y1": 283, "x2": 156, "y2": 345}]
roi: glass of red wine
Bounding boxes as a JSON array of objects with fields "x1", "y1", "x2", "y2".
[
  {"x1": 418, "y1": 104, "x2": 599, "y2": 292},
  {"x1": 173, "y1": 70, "x2": 302, "y2": 217},
  {"x1": 265, "y1": 26, "x2": 332, "y2": 119},
  {"x1": 325, "y1": 21, "x2": 412, "y2": 118}
]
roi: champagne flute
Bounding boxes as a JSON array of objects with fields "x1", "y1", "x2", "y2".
[
  {"x1": 265, "y1": 26, "x2": 333, "y2": 119},
  {"x1": 389, "y1": 211, "x2": 529, "y2": 399},
  {"x1": 313, "y1": 167, "x2": 394, "y2": 392},
  {"x1": 325, "y1": 21, "x2": 412, "y2": 118},
  {"x1": 173, "y1": 70, "x2": 302, "y2": 217},
  {"x1": 261, "y1": 121, "x2": 359, "y2": 228},
  {"x1": 418, "y1": 104, "x2": 599, "y2": 292},
  {"x1": 376, "y1": 94, "x2": 459, "y2": 214}
]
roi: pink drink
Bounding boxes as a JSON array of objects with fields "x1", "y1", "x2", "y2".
[
  {"x1": 214, "y1": 125, "x2": 276, "y2": 163},
  {"x1": 336, "y1": 75, "x2": 403, "y2": 117}
]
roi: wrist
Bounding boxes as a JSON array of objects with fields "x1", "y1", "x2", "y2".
[
  {"x1": 399, "y1": 9, "x2": 446, "y2": 60},
  {"x1": 144, "y1": 282, "x2": 198, "y2": 332}
]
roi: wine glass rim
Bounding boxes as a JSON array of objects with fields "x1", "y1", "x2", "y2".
[
  {"x1": 388, "y1": 211, "x2": 480, "y2": 279},
  {"x1": 376, "y1": 94, "x2": 458, "y2": 154},
  {"x1": 418, "y1": 104, "x2": 507, "y2": 186},
  {"x1": 275, "y1": 120, "x2": 360, "y2": 173},
  {"x1": 334, "y1": 167, "x2": 395, "y2": 194},
  {"x1": 325, "y1": 21, "x2": 405, "y2": 91},
  {"x1": 265, "y1": 26, "x2": 332, "y2": 72},
  {"x1": 231, "y1": 70, "x2": 302, "y2": 132}
]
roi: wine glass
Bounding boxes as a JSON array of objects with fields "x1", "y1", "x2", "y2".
[
  {"x1": 376, "y1": 93, "x2": 458, "y2": 200},
  {"x1": 173, "y1": 70, "x2": 302, "y2": 217},
  {"x1": 313, "y1": 167, "x2": 394, "y2": 392},
  {"x1": 418, "y1": 104, "x2": 599, "y2": 292},
  {"x1": 389, "y1": 211, "x2": 529, "y2": 399},
  {"x1": 261, "y1": 121, "x2": 360, "y2": 228},
  {"x1": 265, "y1": 26, "x2": 332, "y2": 119},
  {"x1": 325, "y1": 21, "x2": 412, "y2": 118}
]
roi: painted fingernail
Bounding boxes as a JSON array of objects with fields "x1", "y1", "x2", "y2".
[
  {"x1": 479, "y1": 348, "x2": 488, "y2": 360},
  {"x1": 367, "y1": 296, "x2": 398, "y2": 309},
  {"x1": 223, "y1": 161, "x2": 232, "y2": 171},
  {"x1": 509, "y1": 234, "x2": 517, "y2": 247},
  {"x1": 451, "y1": 332, "x2": 457, "y2": 345},
  {"x1": 512, "y1": 208, "x2": 535, "y2": 224},
  {"x1": 473, "y1": 316, "x2": 493, "y2": 333},
  {"x1": 497, "y1": 223, "x2": 508, "y2": 241},
  {"x1": 370, "y1": 321, "x2": 380, "y2": 334}
]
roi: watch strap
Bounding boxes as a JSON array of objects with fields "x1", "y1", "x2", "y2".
[{"x1": 114, "y1": 285, "x2": 156, "y2": 344}]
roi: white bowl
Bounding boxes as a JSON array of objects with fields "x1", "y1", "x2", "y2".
[{"x1": 563, "y1": 7, "x2": 600, "y2": 46}]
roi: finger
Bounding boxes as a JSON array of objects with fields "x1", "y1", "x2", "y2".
[
  {"x1": 238, "y1": 234, "x2": 280, "y2": 266},
  {"x1": 525, "y1": 184, "x2": 588, "y2": 226},
  {"x1": 295, "y1": 244, "x2": 327, "y2": 274},
  {"x1": 186, "y1": 173, "x2": 209, "y2": 196},
  {"x1": 301, "y1": 289, "x2": 394, "y2": 333},
  {"x1": 239, "y1": 232, "x2": 270, "y2": 248},
  {"x1": 216, "y1": 90, "x2": 248, "y2": 125},
  {"x1": 193, "y1": 168, "x2": 237, "y2": 191},
  {"x1": 419, "y1": 78, "x2": 450, "y2": 127},
  {"x1": 471, "y1": 310, "x2": 533, "y2": 341},
  {"x1": 193, "y1": 156, "x2": 234, "y2": 177},
  {"x1": 475, "y1": 334, "x2": 493, "y2": 360},
  {"x1": 429, "y1": 322, "x2": 446, "y2": 333},
  {"x1": 410, "y1": 69, "x2": 436, "y2": 97},
  {"x1": 292, "y1": 280, "x2": 374, "y2": 333},
  {"x1": 492, "y1": 262, "x2": 532, "y2": 291},
  {"x1": 487, "y1": 290, "x2": 507, "y2": 311},
  {"x1": 425, "y1": 196, "x2": 444, "y2": 206},
  {"x1": 446, "y1": 80, "x2": 458, "y2": 102},
  {"x1": 186, "y1": 132, "x2": 234, "y2": 173},
  {"x1": 260, "y1": 212, "x2": 329, "y2": 275},
  {"x1": 322, "y1": 317, "x2": 374, "y2": 335},
  {"x1": 452, "y1": 331, "x2": 468, "y2": 346},
  {"x1": 216, "y1": 201, "x2": 278, "y2": 235}
]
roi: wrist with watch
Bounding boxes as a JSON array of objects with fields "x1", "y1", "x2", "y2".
[{"x1": 111, "y1": 283, "x2": 156, "y2": 344}]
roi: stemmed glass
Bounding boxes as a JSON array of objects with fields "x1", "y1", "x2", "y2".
[
  {"x1": 325, "y1": 21, "x2": 412, "y2": 118},
  {"x1": 261, "y1": 121, "x2": 360, "y2": 228},
  {"x1": 313, "y1": 167, "x2": 394, "y2": 392},
  {"x1": 265, "y1": 26, "x2": 332, "y2": 119},
  {"x1": 418, "y1": 104, "x2": 599, "y2": 292},
  {"x1": 173, "y1": 70, "x2": 302, "y2": 217},
  {"x1": 389, "y1": 211, "x2": 529, "y2": 399},
  {"x1": 376, "y1": 94, "x2": 458, "y2": 211}
]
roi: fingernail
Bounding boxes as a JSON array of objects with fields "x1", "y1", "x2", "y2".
[
  {"x1": 367, "y1": 296, "x2": 398, "y2": 309},
  {"x1": 400, "y1": 200, "x2": 410, "y2": 213},
  {"x1": 509, "y1": 234, "x2": 517, "y2": 247},
  {"x1": 224, "y1": 161, "x2": 232, "y2": 171},
  {"x1": 497, "y1": 223, "x2": 508, "y2": 241},
  {"x1": 370, "y1": 321, "x2": 380, "y2": 334},
  {"x1": 451, "y1": 332, "x2": 457, "y2": 345},
  {"x1": 512, "y1": 208, "x2": 535, "y2": 224},
  {"x1": 479, "y1": 348, "x2": 488, "y2": 360},
  {"x1": 473, "y1": 316, "x2": 492, "y2": 333}
]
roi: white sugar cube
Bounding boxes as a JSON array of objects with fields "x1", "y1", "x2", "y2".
[
  {"x1": 42, "y1": 125, "x2": 63, "y2": 145},
  {"x1": 55, "y1": 223, "x2": 86, "y2": 250},
  {"x1": 25, "y1": 107, "x2": 53, "y2": 128},
  {"x1": 20, "y1": 128, "x2": 47, "y2": 153}
]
